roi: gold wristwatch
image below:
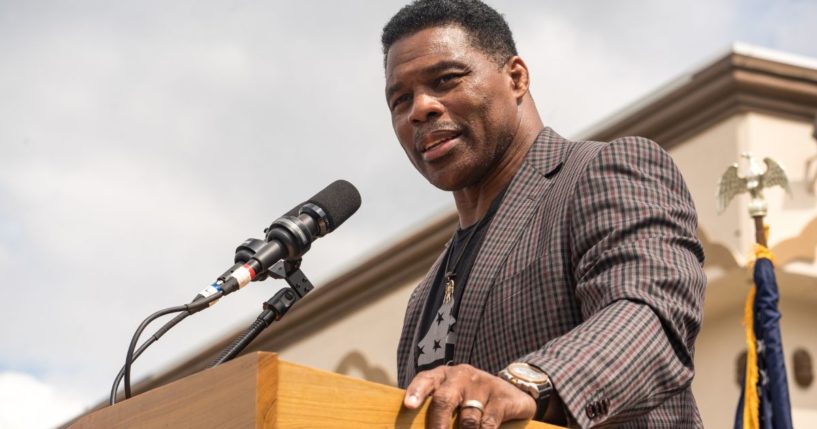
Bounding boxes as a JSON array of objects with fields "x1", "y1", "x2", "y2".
[{"x1": 498, "y1": 362, "x2": 553, "y2": 420}]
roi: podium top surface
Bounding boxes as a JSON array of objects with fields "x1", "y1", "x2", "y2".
[{"x1": 71, "y1": 352, "x2": 562, "y2": 428}]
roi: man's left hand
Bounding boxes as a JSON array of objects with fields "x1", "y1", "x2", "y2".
[{"x1": 403, "y1": 364, "x2": 536, "y2": 429}]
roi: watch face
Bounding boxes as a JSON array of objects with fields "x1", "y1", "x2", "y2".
[{"x1": 508, "y1": 363, "x2": 549, "y2": 383}]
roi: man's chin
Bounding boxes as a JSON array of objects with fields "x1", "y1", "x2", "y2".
[
  {"x1": 423, "y1": 170, "x2": 472, "y2": 192},
  {"x1": 418, "y1": 155, "x2": 484, "y2": 191},
  {"x1": 428, "y1": 181, "x2": 459, "y2": 192}
]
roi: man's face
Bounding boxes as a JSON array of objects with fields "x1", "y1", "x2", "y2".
[{"x1": 385, "y1": 25, "x2": 520, "y2": 191}]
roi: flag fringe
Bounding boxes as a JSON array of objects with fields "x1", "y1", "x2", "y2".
[
  {"x1": 742, "y1": 284, "x2": 760, "y2": 429},
  {"x1": 742, "y1": 241, "x2": 773, "y2": 429}
]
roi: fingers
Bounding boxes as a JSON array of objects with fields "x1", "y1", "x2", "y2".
[
  {"x1": 478, "y1": 395, "x2": 505, "y2": 429},
  {"x1": 404, "y1": 365, "x2": 488, "y2": 429},
  {"x1": 458, "y1": 395, "x2": 489, "y2": 429},
  {"x1": 404, "y1": 367, "x2": 446, "y2": 409},
  {"x1": 427, "y1": 382, "x2": 464, "y2": 429},
  {"x1": 403, "y1": 364, "x2": 535, "y2": 429},
  {"x1": 477, "y1": 386, "x2": 534, "y2": 429}
]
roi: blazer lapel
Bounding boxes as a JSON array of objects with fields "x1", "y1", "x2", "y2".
[
  {"x1": 400, "y1": 246, "x2": 448, "y2": 386},
  {"x1": 453, "y1": 127, "x2": 568, "y2": 365}
]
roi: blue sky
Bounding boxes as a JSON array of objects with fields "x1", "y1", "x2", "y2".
[{"x1": 1, "y1": 0, "x2": 816, "y2": 427}]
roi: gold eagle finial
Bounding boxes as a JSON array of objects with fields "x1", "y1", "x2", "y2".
[{"x1": 716, "y1": 153, "x2": 791, "y2": 217}]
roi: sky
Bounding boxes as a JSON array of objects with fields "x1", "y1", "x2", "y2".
[{"x1": 0, "y1": 0, "x2": 816, "y2": 427}]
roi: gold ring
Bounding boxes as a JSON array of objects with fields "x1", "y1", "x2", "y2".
[{"x1": 461, "y1": 399, "x2": 485, "y2": 413}]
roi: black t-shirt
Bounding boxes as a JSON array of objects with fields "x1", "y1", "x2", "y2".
[{"x1": 415, "y1": 190, "x2": 505, "y2": 372}]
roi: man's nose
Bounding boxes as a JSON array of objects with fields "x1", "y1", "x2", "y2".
[{"x1": 409, "y1": 92, "x2": 443, "y2": 124}]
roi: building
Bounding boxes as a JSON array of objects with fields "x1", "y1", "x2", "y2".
[{"x1": 86, "y1": 44, "x2": 817, "y2": 427}]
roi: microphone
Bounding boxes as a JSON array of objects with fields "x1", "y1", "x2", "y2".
[
  {"x1": 190, "y1": 180, "x2": 361, "y2": 304},
  {"x1": 112, "y1": 180, "x2": 361, "y2": 404},
  {"x1": 220, "y1": 179, "x2": 361, "y2": 295}
]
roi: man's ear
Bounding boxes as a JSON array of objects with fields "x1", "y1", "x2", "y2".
[{"x1": 506, "y1": 56, "x2": 530, "y2": 99}]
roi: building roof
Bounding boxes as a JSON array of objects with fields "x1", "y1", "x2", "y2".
[{"x1": 579, "y1": 43, "x2": 817, "y2": 146}]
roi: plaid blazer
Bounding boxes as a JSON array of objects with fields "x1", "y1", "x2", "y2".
[{"x1": 397, "y1": 128, "x2": 706, "y2": 428}]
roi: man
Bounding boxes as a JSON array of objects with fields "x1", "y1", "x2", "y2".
[{"x1": 382, "y1": 1, "x2": 706, "y2": 428}]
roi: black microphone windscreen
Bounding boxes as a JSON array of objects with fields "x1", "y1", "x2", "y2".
[{"x1": 307, "y1": 180, "x2": 361, "y2": 231}]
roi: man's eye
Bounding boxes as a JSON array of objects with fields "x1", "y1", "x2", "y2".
[
  {"x1": 391, "y1": 94, "x2": 411, "y2": 111},
  {"x1": 436, "y1": 73, "x2": 461, "y2": 87}
]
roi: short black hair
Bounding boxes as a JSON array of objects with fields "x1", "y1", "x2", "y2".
[{"x1": 381, "y1": 0, "x2": 518, "y2": 66}]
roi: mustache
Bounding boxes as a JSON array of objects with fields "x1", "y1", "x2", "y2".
[{"x1": 413, "y1": 122, "x2": 464, "y2": 146}]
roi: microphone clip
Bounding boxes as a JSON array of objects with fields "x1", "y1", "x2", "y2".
[
  {"x1": 263, "y1": 259, "x2": 314, "y2": 321},
  {"x1": 267, "y1": 259, "x2": 314, "y2": 298}
]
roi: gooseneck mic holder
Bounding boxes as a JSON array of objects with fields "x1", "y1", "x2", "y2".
[{"x1": 209, "y1": 259, "x2": 314, "y2": 367}]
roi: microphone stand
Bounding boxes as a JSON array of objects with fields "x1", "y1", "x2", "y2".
[{"x1": 209, "y1": 259, "x2": 314, "y2": 367}]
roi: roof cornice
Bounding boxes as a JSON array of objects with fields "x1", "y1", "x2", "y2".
[{"x1": 579, "y1": 45, "x2": 817, "y2": 147}]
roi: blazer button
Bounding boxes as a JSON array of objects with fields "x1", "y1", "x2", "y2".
[
  {"x1": 600, "y1": 398, "x2": 610, "y2": 414},
  {"x1": 585, "y1": 403, "x2": 597, "y2": 419}
]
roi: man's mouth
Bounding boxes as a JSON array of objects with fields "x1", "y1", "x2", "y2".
[
  {"x1": 417, "y1": 130, "x2": 462, "y2": 162},
  {"x1": 420, "y1": 131, "x2": 462, "y2": 153}
]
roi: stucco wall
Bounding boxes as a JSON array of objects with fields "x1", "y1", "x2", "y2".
[
  {"x1": 669, "y1": 113, "x2": 746, "y2": 254},
  {"x1": 276, "y1": 274, "x2": 422, "y2": 385},
  {"x1": 672, "y1": 111, "x2": 817, "y2": 427}
]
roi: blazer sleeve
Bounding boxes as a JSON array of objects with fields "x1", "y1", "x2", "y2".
[{"x1": 520, "y1": 136, "x2": 706, "y2": 428}]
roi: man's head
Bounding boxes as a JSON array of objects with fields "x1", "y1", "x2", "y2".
[
  {"x1": 382, "y1": 0, "x2": 537, "y2": 192},
  {"x1": 381, "y1": 0, "x2": 517, "y2": 68}
]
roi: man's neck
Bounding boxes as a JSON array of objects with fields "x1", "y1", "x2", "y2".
[{"x1": 453, "y1": 103, "x2": 543, "y2": 228}]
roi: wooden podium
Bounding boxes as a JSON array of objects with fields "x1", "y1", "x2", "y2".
[{"x1": 70, "y1": 352, "x2": 561, "y2": 428}]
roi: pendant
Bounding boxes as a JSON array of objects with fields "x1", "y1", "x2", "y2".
[{"x1": 443, "y1": 276, "x2": 455, "y2": 304}]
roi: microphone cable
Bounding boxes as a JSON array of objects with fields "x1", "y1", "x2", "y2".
[
  {"x1": 111, "y1": 254, "x2": 265, "y2": 404},
  {"x1": 110, "y1": 290, "x2": 223, "y2": 404}
]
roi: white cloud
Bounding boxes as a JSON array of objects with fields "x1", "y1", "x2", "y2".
[
  {"x1": 0, "y1": 241, "x2": 8, "y2": 273},
  {"x1": 0, "y1": 372, "x2": 89, "y2": 429}
]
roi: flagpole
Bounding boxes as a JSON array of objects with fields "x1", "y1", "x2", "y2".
[
  {"x1": 752, "y1": 216, "x2": 768, "y2": 247},
  {"x1": 718, "y1": 153, "x2": 793, "y2": 429},
  {"x1": 753, "y1": 216, "x2": 766, "y2": 247}
]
